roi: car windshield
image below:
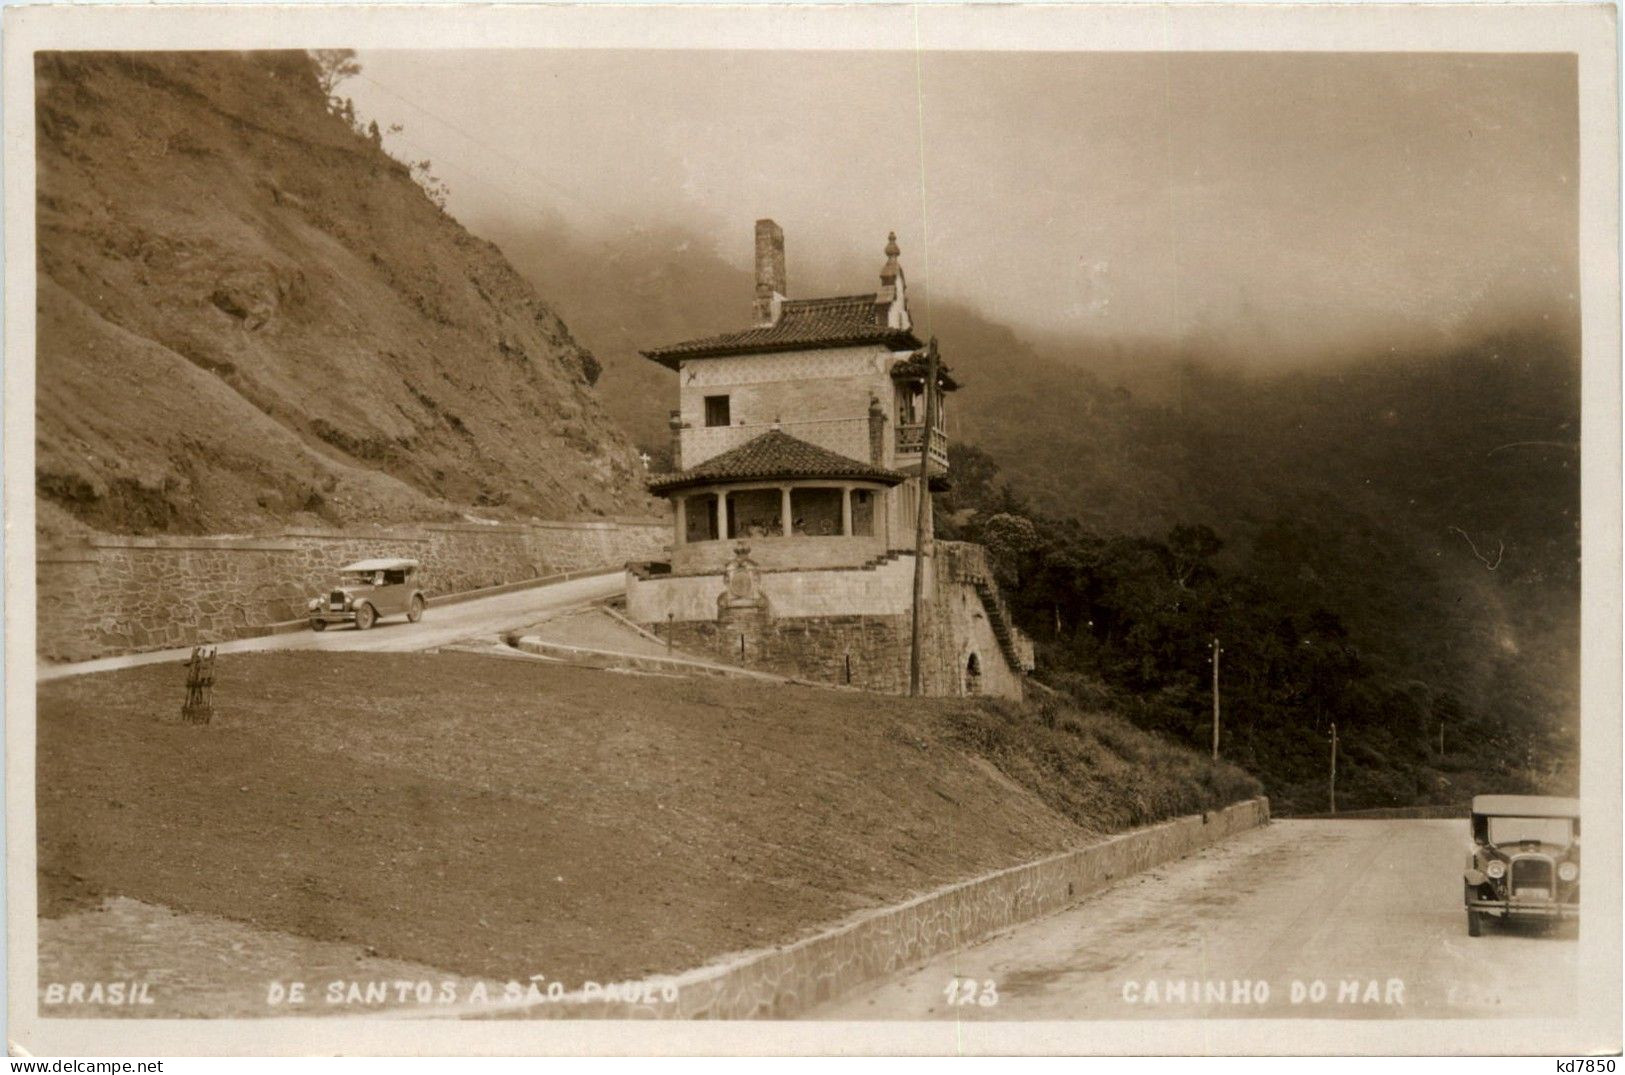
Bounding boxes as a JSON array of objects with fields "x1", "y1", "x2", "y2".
[
  {"x1": 1486, "y1": 816, "x2": 1574, "y2": 847},
  {"x1": 339, "y1": 572, "x2": 376, "y2": 586}
]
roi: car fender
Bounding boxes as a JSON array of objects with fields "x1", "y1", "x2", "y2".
[{"x1": 1463, "y1": 867, "x2": 1486, "y2": 887}]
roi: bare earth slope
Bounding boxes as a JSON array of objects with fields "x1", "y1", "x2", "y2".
[{"x1": 35, "y1": 52, "x2": 653, "y2": 536}]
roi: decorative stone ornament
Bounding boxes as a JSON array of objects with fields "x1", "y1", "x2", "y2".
[{"x1": 719, "y1": 541, "x2": 768, "y2": 613}]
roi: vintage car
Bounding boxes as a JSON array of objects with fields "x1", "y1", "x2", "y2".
[
  {"x1": 1463, "y1": 794, "x2": 1579, "y2": 936},
  {"x1": 307, "y1": 558, "x2": 426, "y2": 631}
]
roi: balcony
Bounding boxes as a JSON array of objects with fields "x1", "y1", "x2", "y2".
[{"x1": 895, "y1": 423, "x2": 948, "y2": 470}]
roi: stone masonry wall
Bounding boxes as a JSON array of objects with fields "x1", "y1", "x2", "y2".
[
  {"x1": 461, "y1": 796, "x2": 1272, "y2": 1020},
  {"x1": 37, "y1": 519, "x2": 667, "y2": 661},
  {"x1": 655, "y1": 550, "x2": 1020, "y2": 698}
]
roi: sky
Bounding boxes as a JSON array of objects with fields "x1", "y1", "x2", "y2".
[{"x1": 347, "y1": 49, "x2": 1578, "y2": 364}]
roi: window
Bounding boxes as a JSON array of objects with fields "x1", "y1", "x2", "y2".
[{"x1": 704, "y1": 395, "x2": 731, "y2": 428}]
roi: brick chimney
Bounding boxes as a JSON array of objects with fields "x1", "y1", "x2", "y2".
[{"x1": 753, "y1": 219, "x2": 787, "y2": 325}]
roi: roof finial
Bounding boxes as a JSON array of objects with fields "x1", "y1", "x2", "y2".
[{"x1": 880, "y1": 231, "x2": 902, "y2": 285}]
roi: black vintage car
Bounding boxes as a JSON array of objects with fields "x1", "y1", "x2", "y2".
[{"x1": 1463, "y1": 794, "x2": 1579, "y2": 936}]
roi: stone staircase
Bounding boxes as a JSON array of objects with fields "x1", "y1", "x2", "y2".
[{"x1": 937, "y1": 542, "x2": 1036, "y2": 673}]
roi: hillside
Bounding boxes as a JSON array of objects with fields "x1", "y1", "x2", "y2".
[
  {"x1": 39, "y1": 651, "x2": 1258, "y2": 986},
  {"x1": 34, "y1": 52, "x2": 654, "y2": 538}
]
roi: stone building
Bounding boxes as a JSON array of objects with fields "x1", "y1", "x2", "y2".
[{"x1": 626, "y1": 220, "x2": 1033, "y2": 697}]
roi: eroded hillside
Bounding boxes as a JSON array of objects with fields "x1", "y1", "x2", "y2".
[{"x1": 35, "y1": 51, "x2": 654, "y2": 536}]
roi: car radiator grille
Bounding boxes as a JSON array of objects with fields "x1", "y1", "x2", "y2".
[
  {"x1": 329, "y1": 591, "x2": 346, "y2": 605},
  {"x1": 1510, "y1": 856, "x2": 1554, "y2": 899}
]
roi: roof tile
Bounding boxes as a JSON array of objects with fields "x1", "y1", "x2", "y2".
[
  {"x1": 643, "y1": 294, "x2": 921, "y2": 366},
  {"x1": 647, "y1": 430, "x2": 905, "y2": 494}
]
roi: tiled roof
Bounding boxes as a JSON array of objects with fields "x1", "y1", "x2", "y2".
[
  {"x1": 642, "y1": 294, "x2": 923, "y2": 367},
  {"x1": 647, "y1": 430, "x2": 906, "y2": 494}
]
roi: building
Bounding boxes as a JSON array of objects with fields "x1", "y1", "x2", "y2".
[{"x1": 625, "y1": 220, "x2": 1033, "y2": 698}]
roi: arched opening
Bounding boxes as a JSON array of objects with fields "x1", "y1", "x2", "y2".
[{"x1": 964, "y1": 652, "x2": 983, "y2": 696}]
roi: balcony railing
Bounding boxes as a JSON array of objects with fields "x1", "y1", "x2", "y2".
[{"x1": 896, "y1": 423, "x2": 948, "y2": 467}]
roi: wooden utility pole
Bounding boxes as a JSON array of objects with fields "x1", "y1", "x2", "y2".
[
  {"x1": 908, "y1": 338, "x2": 940, "y2": 697},
  {"x1": 1329, "y1": 722, "x2": 1339, "y2": 815},
  {"x1": 1210, "y1": 637, "x2": 1221, "y2": 760}
]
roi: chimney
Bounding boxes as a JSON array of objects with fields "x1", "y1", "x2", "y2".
[{"x1": 753, "y1": 219, "x2": 786, "y2": 325}]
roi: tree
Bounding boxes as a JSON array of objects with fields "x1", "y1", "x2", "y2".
[
  {"x1": 309, "y1": 49, "x2": 361, "y2": 96},
  {"x1": 980, "y1": 512, "x2": 1039, "y2": 589}
]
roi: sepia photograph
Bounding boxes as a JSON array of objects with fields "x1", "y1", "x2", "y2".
[{"x1": 3, "y1": 2, "x2": 1619, "y2": 1059}]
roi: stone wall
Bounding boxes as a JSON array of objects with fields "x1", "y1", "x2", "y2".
[
  {"x1": 638, "y1": 548, "x2": 1026, "y2": 699},
  {"x1": 459, "y1": 796, "x2": 1272, "y2": 1020},
  {"x1": 37, "y1": 518, "x2": 667, "y2": 661}
]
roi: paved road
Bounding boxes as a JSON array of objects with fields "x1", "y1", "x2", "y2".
[
  {"x1": 38, "y1": 571, "x2": 626, "y2": 681},
  {"x1": 813, "y1": 819, "x2": 1578, "y2": 1020}
]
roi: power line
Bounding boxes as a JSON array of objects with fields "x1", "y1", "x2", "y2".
[{"x1": 346, "y1": 68, "x2": 638, "y2": 233}]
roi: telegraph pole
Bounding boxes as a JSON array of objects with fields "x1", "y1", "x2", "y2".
[
  {"x1": 908, "y1": 338, "x2": 940, "y2": 697},
  {"x1": 1210, "y1": 637, "x2": 1221, "y2": 760},
  {"x1": 1329, "y1": 722, "x2": 1339, "y2": 815}
]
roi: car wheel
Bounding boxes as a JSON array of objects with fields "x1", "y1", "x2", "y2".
[
  {"x1": 355, "y1": 603, "x2": 376, "y2": 631},
  {"x1": 407, "y1": 594, "x2": 425, "y2": 623},
  {"x1": 311, "y1": 619, "x2": 327, "y2": 632},
  {"x1": 1467, "y1": 910, "x2": 1482, "y2": 937}
]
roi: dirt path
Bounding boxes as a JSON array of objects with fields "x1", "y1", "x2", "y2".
[{"x1": 811, "y1": 820, "x2": 1578, "y2": 1021}]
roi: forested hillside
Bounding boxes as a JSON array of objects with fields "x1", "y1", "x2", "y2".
[{"x1": 488, "y1": 220, "x2": 1579, "y2": 813}]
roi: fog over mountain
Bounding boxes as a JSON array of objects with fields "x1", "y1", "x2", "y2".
[{"x1": 346, "y1": 49, "x2": 1577, "y2": 370}]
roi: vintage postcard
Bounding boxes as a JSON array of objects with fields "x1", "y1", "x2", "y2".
[{"x1": 3, "y1": 2, "x2": 1619, "y2": 1058}]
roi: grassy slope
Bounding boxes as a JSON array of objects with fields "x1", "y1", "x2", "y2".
[{"x1": 38, "y1": 652, "x2": 1257, "y2": 983}]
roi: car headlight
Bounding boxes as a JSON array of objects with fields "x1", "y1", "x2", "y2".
[
  {"x1": 307, "y1": 598, "x2": 321, "y2": 611},
  {"x1": 1558, "y1": 862, "x2": 1578, "y2": 882},
  {"x1": 1485, "y1": 860, "x2": 1506, "y2": 880}
]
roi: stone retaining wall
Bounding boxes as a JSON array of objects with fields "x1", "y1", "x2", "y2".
[
  {"x1": 633, "y1": 550, "x2": 1024, "y2": 698},
  {"x1": 37, "y1": 518, "x2": 667, "y2": 661},
  {"x1": 457, "y1": 796, "x2": 1271, "y2": 1020}
]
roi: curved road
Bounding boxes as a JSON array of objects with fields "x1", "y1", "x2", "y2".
[
  {"x1": 38, "y1": 570, "x2": 626, "y2": 681},
  {"x1": 813, "y1": 819, "x2": 1578, "y2": 1021}
]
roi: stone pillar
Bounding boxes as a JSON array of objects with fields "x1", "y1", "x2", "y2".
[
  {"x1": 673, "y1": 497, "x2": 687, "y2": 546},
  {"x1": 841, "y1": 485, "x2": 853, "y2": 536},
  {"x1": 780, "y1": 486, "x2": 793, "y2": 537},
  {"x1": 715, "y1": 490, "x2": 728, "y2": 541}
]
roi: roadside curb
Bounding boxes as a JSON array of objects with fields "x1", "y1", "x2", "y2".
[
  {"x1": 507, "y1": 635, "x2": 803, "y2": 684},
  {"x1": 401, "y1": 796, "x2": 1270, "y2": 1021}
]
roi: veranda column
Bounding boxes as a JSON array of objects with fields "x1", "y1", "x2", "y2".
[
  {"x1": 715, "y1": 489, "x2": 729, "y2": 541},
  {"x1": 840, "y1": 485, "x2": 853, "y2": 536},
  {"x1": 780, "y1": 486, "x2": 794, "y2": 536},
  {"x1": 673, "y1": 496, "x2": 687, "y2": 546}
]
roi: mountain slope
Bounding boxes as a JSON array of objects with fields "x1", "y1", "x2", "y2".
[{"x1": 35, "y1": 51, "x2": 654, "y2": 536}]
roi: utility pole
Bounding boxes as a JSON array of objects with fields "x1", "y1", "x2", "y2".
[
  {"x1": 1210, "y1": 636, "x2": 1221, "y2": 760},
  {"x1": 1439, "y1": 721, "x2": 1445, "y2": 757},
  {"x1": 908, "y1": 338, "x2": 940, "y2": 697},
  {"x1": 1329, "y1": 722, "x2": 1339, "y2": 815}
]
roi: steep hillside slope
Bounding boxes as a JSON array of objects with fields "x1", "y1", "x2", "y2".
[{"x1": 35, "y1": 52, "x2": 653, "y2": 537}]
